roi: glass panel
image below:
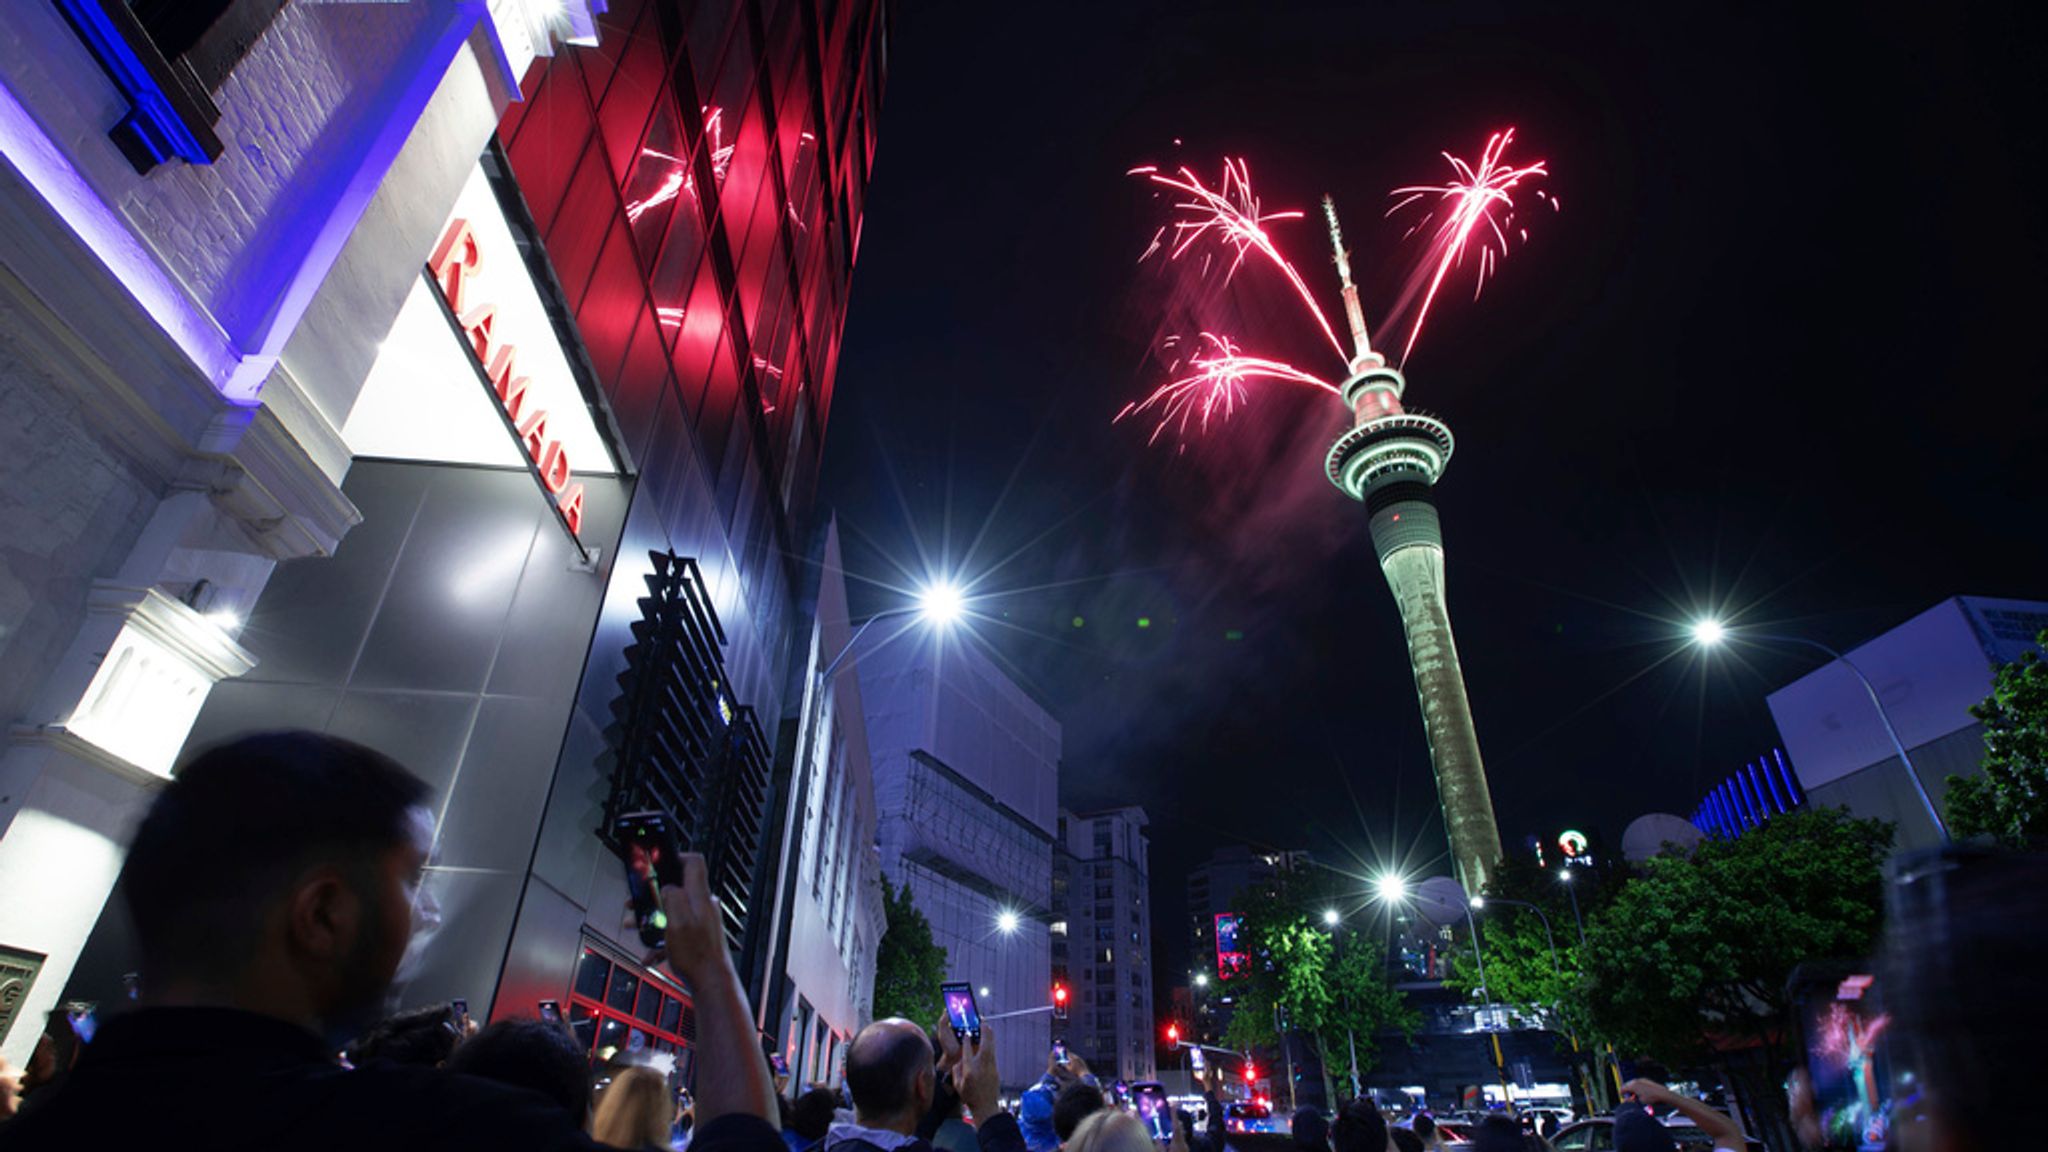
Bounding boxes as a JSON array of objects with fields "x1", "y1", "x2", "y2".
[
  {"x1": 659, "y1": 996, "x2": 682, "y2": 1033},
  {"x1": 596, "y1": 1015, "x2": 629, "y2": 1060},
  {"x1": 570, "y1": 1002, "x2": 598, "y2": 1053},
  {"x1": 623, "y1": 96, "x2": 689, "y2": 262},
  {"x1": 573, "y1": 948, "x2": 612, "y2": 1003},
  {"x1": 635, "y1": 981, "x2": 665, "y2": 1026},
  {"x1": 606, "y1": 966, "x2": 640, "y2": 1013}
]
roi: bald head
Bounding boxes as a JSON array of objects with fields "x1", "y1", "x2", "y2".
[{"x1": 846, "y1": 1018, "x2": 936, "y2": 1132}]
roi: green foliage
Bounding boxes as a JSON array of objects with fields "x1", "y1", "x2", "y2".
[
  {"x1": 1948, "y1": 629, "x2": 2048, "y2": 847},
  {"x1": 1575, "y1": 807, "x2": 1893, "y2": 1063},
  {"x1": 1215, "y1": 866, "x2": 1416, "y2": 1081},
  {"x1": 1441, "y1": 855, "x2": 1613, "y2": 1034},
  {"x1": 871, "y1": 874, "x2": 948, "y2": 1026}
]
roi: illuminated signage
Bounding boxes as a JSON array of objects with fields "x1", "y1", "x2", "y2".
[
  {"x1": 1214, "y1": 913, "x2": 1248, "y2": 980},
  {"x1": 426, "y1": 216, "x2": 586, "y2": 545},
  {"x1": 1558, "y1": 830, "x2": 1588, "y2": 858}
]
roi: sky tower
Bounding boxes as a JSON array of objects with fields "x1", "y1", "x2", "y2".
[{"x1": 1322, "y1": 198, "x2": 1503, "y2": 895}]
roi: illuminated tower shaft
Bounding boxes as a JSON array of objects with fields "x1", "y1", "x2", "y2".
[{"x1": 1327, "y1": 362, "x2": 1503, "y2": 895}]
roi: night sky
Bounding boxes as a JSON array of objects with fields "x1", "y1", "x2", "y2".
[{"x1": 819, "y1": 3, "x2": 2048, "y2": 979}]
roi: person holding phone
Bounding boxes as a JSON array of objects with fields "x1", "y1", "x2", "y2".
[
  {"x1": 0, "y1": 731, "x2": 783, "y2": 1152},
  {"x1": 824, "y1": 1015, "x2": 1023, "y2": 1152}
]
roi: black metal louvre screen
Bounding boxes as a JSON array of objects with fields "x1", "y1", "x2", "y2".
[{"x1": 601, "y1": 551, "x2": 773, "y2": 951}]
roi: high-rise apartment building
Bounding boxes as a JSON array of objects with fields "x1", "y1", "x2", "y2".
[
  {"x1": 13, "y1": 0, "x2": 893, "y2": 1077},
  {"x1": 861, "y1": 638, "x2": 1060, "y2": 1094},
  {"x1": 1058, "y1": 807, "x2": 1154, "y2": 1083}
]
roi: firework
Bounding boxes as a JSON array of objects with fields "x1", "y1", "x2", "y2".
[
  {"x1": 1132, "y1": 160, "x2": 1349, "y2": 363},
  {"x1": 1114, "y1": 333, "x2": 1338, "y2": 446},
  {"x1": 1384, "y1": 128, "x2": 1552, "y2": 364}
]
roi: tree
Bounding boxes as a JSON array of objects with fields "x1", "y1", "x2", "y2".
[
  {"x1": 1947, "y1": 629, "x2": 2048, "y2": 847},
  {"x1": 1574, "y1": 807, "x2": 1892, "y2": 1147},
  {"x1": 871, "y1": 874, "x2": 948, "y2": 1026},
  {"x1": 1217, "y1": 866, "x2": 1416, "y2": 1104}
]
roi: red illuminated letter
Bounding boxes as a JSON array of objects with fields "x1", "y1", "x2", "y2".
[
  {"x1": 558, "y1": 484, "x2": 584, "y2": 536},
  {"x1": 517, "y1": 409, "x2": 550, "y2": 462},
  {"x1": 486, "y1": 345, "x2": 532, "y2": 420},
  {"x1": 538, "y1": 440, "x2": 572, "y2": 494},
  {"x1": 428, "y1": 219, "x2": 481, "y2": 312}
]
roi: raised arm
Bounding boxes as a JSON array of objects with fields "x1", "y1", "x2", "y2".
[
  {"x1": 1622, "y1": 1079, "x2": 1745, "y2": 1150},
  {"x1": 666, "y1": 853, "x2": 781, "y2": 1128}
]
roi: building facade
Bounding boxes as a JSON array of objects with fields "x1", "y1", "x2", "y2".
[
  {"x1": 1765, "y1": 595, "x2": 2048, "y2": 850},
  {"x1": 10, "y1": 0, "x2": 892, "y2": 1075},
  {"x1": 1058, "y1": 807, "x2": 1154, "y2": 1083},
  {"x1": 758, "y1": 519, "x2": 887, "y2": 1087},
  {"x1": 861, "y1": 636, "x2": 1059, "y2": 1093}
]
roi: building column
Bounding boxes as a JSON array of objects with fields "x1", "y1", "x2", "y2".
[{"x1": 0, "y1": 581, "x2": 254, "y2": 1064}]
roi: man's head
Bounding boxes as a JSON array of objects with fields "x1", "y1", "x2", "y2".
[
  {"x1": 444, "y1": 1018, "x2": 595, "y2": 1127},
  {"x1": 342, "y1": 1003, "x2": 464, "y2": 1068},
  {"x1": 1291, "y1": 1107, "x2": 1330, "y2": 1151},
  {"x1": 791, "y1": 1087, "x2": 841, "y2": 1143},
  {"x1": 1412, "y1": 1113, "x2": 1435, "y2": 1141},
  {"x1": 121, "y1": 731, "x2": 434, "y2": 1038},
  {"x1": 1331, "y1": 1099, "x2": 1387, "y2": 1152},
  {"x1": 845, "y1": 1018, "x2": 936, "y2": 1132},
  {"x1": 1611, "y1": 1103, "x2": 1677, "y2": 1152},
  {"x1": 1052, "y1": 1080, "x2": 1106, "y2": 1143}
]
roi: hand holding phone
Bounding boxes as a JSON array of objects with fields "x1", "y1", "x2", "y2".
[
  {"x1": 1131, "y1": 1082, "x2": 1172, "y2": 1144},
  {"x1": 1791, "y1": 965, "x2": 1892, "y2": 1150},
  {"x1": 941, "y1": 982, "x2": 981, "y2": 1043},
  {"x1": 617, "y1": 812, "x2": 685, "y2": 949},
  {"x1": 538, "y1": 999, "x2": 563, "y2": 1023}
]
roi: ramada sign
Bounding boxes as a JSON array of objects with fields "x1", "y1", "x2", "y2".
[{"x1": 427, "y1": 217, "x2": 585, "y2": 538}]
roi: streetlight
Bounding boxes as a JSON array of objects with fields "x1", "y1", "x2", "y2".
[
  {"x1": 1469, "y1": 896, "x2": 1561, "y2": 977},
  {"x1": 1322, "y1": 908, "x2": 1341, "y2": 927},
  {"x1": 1193, "y1": 974, "x2": 1209, "y2": 989},
  {"x1": 1691, "y1": 618, "x2": 1946, "y2": 842},
  {"x1": 996, "y1": 909, "x2": 1020, "y2": 935},
  {"x1": 820, "y1": 580, "x2": 969, "y2": 679},
  {"x1": 1558, "y1": 869, "x2": 1586, "y2": 947},
  {"x1": 1374, "y1": 873, "x2": 1407, "y2": 904}
]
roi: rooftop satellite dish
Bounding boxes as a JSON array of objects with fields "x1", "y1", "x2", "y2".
[
  {"x1": 1409, "y1": 876, "x2": 1471, "y2": 928},
  {"x1": 1623, "y1": 813, "x2": 1704, "y2": 864}
]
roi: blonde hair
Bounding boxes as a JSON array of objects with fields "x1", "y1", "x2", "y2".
[
  {"x1": 1067, "y1": 1109, "x2": 1155, "y2": 1152},
  {"x1": 591, "y1": 1065, "x2": 672, "y2": 1149}
]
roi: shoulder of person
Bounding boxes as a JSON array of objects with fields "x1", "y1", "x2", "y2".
[{"x1": 691, "y1": 1115, "x2": 789, "y2": 1152}]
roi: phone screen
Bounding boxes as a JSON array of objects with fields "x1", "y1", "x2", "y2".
[
  {"x1": 1796, "y1": 968, "x2": 1892, "y2": 1150},
  {"x1": 452, "y1": 998, "x2": 468, "y2": 1019},
  {"x1": 65, "y1": 1004, "x2": 97, "y2": 1045},
  {"x1": 1132, "y1": 1082, "x2": 1171, "y2": 1143},
  {"x1": 617, "y1": 812, "x2": 684, "y2": 948},
  {"x1": 1052, "y1": 1040, "x2": 1068, "y2": 1063},
  {"x1": 539, "y1": 999, "x2": 563, "y2": 1023},
  {"x1": 770, "y1": 1053, "x2": 791, "y2": 1076},
  {"x1": 941, "y1": 982, "x2": 981, "y2": 1041},
  {"x1": 1188, "y1": 1047, "x2": 1206, "y2": 1075}
]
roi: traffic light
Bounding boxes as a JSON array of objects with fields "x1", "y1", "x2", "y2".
[
  {"x1": 1165, "y1": 1023, "x2": 1180, "y2": 1050},
  {"x1": 1052, "y1": 982, "x2": 1069, "y2": 1021},
  {"x1": 1243, "y1": 1059, "x2": 1258, "y2": 1084}
]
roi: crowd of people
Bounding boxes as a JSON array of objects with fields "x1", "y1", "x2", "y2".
[{"x1": 0, "y1": 730, "x2": 2031, "y2": 1152}]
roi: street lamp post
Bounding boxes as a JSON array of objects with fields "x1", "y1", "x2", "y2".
[
  {"x1": 1691, "y1": 620, "x2": 1947, "y2": 842},
  {"x1": 1322, "y1": 911, "x2": 1362, "y2": 1101},
  {"x1": 1558, "y1": 869, "x2": 1586, "y2": 947}
]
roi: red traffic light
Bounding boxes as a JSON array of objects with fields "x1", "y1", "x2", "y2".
[
  {"x1": 1054, "y1": 984, "x2": 1069, "y2": 1004},
  {"x1": 1166, "y1": 1024, "x2": 1180, "y2": 1048},
  {"x1": 1243, "y1": 1062, "x2": 1258, "y2": 1082}
]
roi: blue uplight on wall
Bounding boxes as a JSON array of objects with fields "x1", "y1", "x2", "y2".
[{"x1": 1692, "y1": 749, "x2": 1806, "y2": 838}]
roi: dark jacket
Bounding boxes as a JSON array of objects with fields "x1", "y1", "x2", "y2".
[{"x1": 826, "y1": 1112, "x2": 1025, "y2": 1152}]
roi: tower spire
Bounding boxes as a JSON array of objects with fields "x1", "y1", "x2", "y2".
[{"x1": 1323, "y1": 195, "x2": 1375, "y2": 372}]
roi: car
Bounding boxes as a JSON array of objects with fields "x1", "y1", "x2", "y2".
[
  {"x1": 1549, "y1": 1117, "x2": 1765, "y2": 1152},
  {"x1": 1223, "y1": 1101, "x2": 1289, "y2": 1136}
]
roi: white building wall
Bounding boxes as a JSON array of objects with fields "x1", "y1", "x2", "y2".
[
  {"x1": 0, "y1": 2, "x2": 578, "y2": 1063},
  {"x1": 778, "y1": 524, "x2": 885, "y2": 1086},
  {"x1": 862, "y1": 637, "x2": 1059, "y2": 1092}
]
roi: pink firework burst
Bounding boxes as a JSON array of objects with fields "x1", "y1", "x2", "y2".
[
  {"x1": 1132, "y1": 160, "x2": 1350, "y2": 364},
  {"x1": 1385, "y1": 128, "x2": 1553, "y2": 364},
  {"x1": 1115, "y1": 333, "x2": 1338, "y2": 447}
]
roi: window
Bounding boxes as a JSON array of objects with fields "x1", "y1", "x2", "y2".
[
  {"x1": 566, "y1": 940, "x2": 695, "y2": 1079},
  {"x1": 1049, "y1": 921, "x2": 1068, "y2": 936}
]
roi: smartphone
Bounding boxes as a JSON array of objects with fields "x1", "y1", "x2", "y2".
[
  {"x1": 539, "y1": 999, "x2": 564, "y2": 1023},
  {"x1": 1052, "y1": 1040, "x2": 1068, "y2": 1064},
  {"x1": 616, "y1": 811, "x2": 685, "y2": 948},
  {"x1": 1132, "y1": 1082, "x2": 1171, "y2": 1143},
  {"x1": 1791, "y1": 964, "x2": 1891, "y2": 1150},
  {"x1": 64, "y1": 1002, "x2": 97, "y2": 1045},
  {"x1": 769, "y1": 1053, "x2": 790, "y2": 1076},
  {"x1": 452, "y1": 998, "x2": 469, "y2": 1020},
  {"x1": 1189, "y1": 1047, "x2": 1206, "y2": 1075},
  {"x1": 940, "y1": 982, "x2": 981, "y2": 1043}
]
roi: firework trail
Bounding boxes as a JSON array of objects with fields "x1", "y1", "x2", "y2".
[
  {"x1": 1384, "y1": 128, "x2": 1553, "y2": 364},
  {"x1": 1123, "y1": 131, "x2": 1553, "y2": 447},
  {"x1": 1131, "y1": 160, "x2": 1350, "y2": 364},
  {"x1": 1115, "y1": 333, "x2": 1339, "y2": 446}
]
